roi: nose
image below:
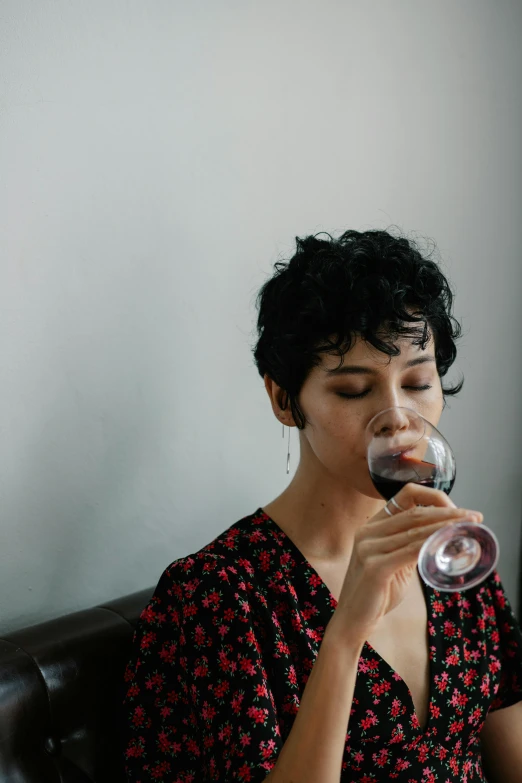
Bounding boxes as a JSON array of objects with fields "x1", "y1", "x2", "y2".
[
  {"x1": 365, "y1": 406, "x2": 426, "y2": 454},
  {"x1": 373, "y1": 406, "x2": 411, "y2": 437}
]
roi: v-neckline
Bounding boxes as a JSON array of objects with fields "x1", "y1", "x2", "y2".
[{"x1": 258, "y1": 507, "x2": 436, "y2": 736}]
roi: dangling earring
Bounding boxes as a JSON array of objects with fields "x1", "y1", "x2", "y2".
[{"x1": 286, "y1": 426, "x2": 291, "y2": 474}]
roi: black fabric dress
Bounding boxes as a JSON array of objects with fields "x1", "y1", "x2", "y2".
[{"x1": 122, "y1": 508, "x2": 522, "y2": 782}]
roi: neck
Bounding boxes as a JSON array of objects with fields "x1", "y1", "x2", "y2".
[{"x1": 263, "y1": 459, "x2": 386, "y2": 562}]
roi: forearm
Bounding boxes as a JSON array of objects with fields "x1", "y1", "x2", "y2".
[{"x1": 265, "y1": 619, "x2": 363, "y2": 783}]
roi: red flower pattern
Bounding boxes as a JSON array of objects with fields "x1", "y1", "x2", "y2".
[{"x1": 122, "y1": 508, "x2": 522, "y2": 781}]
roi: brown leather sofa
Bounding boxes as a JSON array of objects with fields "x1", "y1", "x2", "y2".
[
  {"x1": 1, "y1": 574, "x2": 520, "y2": 783},
  {"x1": 0, "y1": 586, "x2": 154, "y2": 783}
]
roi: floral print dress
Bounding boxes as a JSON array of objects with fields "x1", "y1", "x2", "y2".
[{"x1": 122, "y1": 508, "x2": 522, "y2": 782}]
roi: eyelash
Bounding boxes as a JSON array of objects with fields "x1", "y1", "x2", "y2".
[{"x1": 339, "y1": 385, "x2": 433, "y2": 400}]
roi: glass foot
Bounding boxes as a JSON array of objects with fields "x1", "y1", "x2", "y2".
[{"x1": 418, "y1": 520, "x2": 499, "y2": 591}]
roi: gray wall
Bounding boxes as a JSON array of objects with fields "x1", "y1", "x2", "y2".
[{"x1": 1, "y1": 0, "x2": 521, "y2": 634}]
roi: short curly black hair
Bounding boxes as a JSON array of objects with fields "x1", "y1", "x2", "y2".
[{"x1": 253, "y1": 228, "x2": 464, "y2": 430}]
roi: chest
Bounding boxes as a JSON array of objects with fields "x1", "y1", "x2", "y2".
[
  {"x1": 366, "y1": 586, "x2": 430, "y2": 730},
  {"x1": 312, "y1": 561, "x2": 431, "y2": 730}
]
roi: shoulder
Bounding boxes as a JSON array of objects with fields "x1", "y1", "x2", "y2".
[
  {"x1": 454, "y1": 569, "x2": 521, "y2": 643},
  {"x1": 141, "y1": 508, "x2": 274, "y2": 624},
  {"x1": 471, "y1": 569, "x2": 513, "y2": 615},
  {"x1": 426, "y1": 569, "x2": 517, "y2": 635},
  {"x1": 167, "y1": 506, "x2": 272, "y2": 581}
]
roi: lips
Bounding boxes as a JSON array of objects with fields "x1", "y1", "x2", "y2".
[{"x1": 381, "y1": 447, "x2": 416, "y2": 459}]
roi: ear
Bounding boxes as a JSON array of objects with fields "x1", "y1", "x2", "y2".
[{"x1": 263, "y1": 374, "x2": 296, "y2": 427}]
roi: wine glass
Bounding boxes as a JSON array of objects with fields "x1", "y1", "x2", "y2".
[{"x1": 365, "y1": 406, "x2": 499, "y2": 591}]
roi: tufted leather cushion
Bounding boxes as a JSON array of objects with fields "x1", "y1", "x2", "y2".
[{"x1": 0, "y1": 586, "x2": 154, "y2": 783}]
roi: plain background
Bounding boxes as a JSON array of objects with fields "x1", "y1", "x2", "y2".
[{"x1": 1, "y1": 0, "x2": 521, "y2": 634}]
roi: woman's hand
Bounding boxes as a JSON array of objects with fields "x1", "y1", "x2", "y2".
[{"x1": 328, "y1": 484, "x2": 483, "y2": 646}]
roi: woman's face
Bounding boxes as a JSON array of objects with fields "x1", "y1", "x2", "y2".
[{"x1": 295, "y1": 333, "x2": 445, "y2": 499}]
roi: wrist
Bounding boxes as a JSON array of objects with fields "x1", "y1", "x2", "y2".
[{"x1": 323, "y1": 614, "x2": 366, "y2": 657}]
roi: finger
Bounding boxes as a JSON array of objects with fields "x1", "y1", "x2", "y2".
[
  {"x1": 366, "y1": 483, "x2": 458, "y2": 527},
  {"x1": 366, "y1": 489, "x2": 454, "y2": 528},
  {"x1": 371, "y1": 531, "x2": 446, "y2": 576},
  {"x1": 394, "y1": 482, "x2": 456, "y2": 509},
  {"x1": 365, "y1": 505, "x2": 482, "y2": 541},
  {"x1": 369, "y1": 518, "x2": 470, "y2": 556}
]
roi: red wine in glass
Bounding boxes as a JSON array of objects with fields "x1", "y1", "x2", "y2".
[
  {"x1": 366, "y1": 407, "x2": 499, "y2": 591},
  {"x1": 370, "y1": 453, "x2": 455, "y2": 500}
]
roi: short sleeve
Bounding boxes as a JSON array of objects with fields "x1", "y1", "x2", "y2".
[
  {"x1": 483, "y1": 570, "x2": 522, "y2": 712},
  {"x1": 122, "y1": 554, "x2": 282, "y2": 782}
]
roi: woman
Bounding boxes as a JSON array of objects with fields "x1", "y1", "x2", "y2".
[{"x1": 122, "y1": 229, "x2": 522, "y2": 782}]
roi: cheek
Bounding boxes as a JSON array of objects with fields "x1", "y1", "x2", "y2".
[
  {"x1": 301, "y1": 395, "x2": 366, "y2": 458},
  {"x1": 419, "y1": 384, "x2": 445, "y2": 417}
]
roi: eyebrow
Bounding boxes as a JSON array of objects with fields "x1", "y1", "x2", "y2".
[{"x1": 324, "y1": 355, "x2": 437, "y2": 377}]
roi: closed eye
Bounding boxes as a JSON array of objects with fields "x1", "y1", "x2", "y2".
[{"x1": 339, "y1": 385, "x2": 432, "y2": 400}]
